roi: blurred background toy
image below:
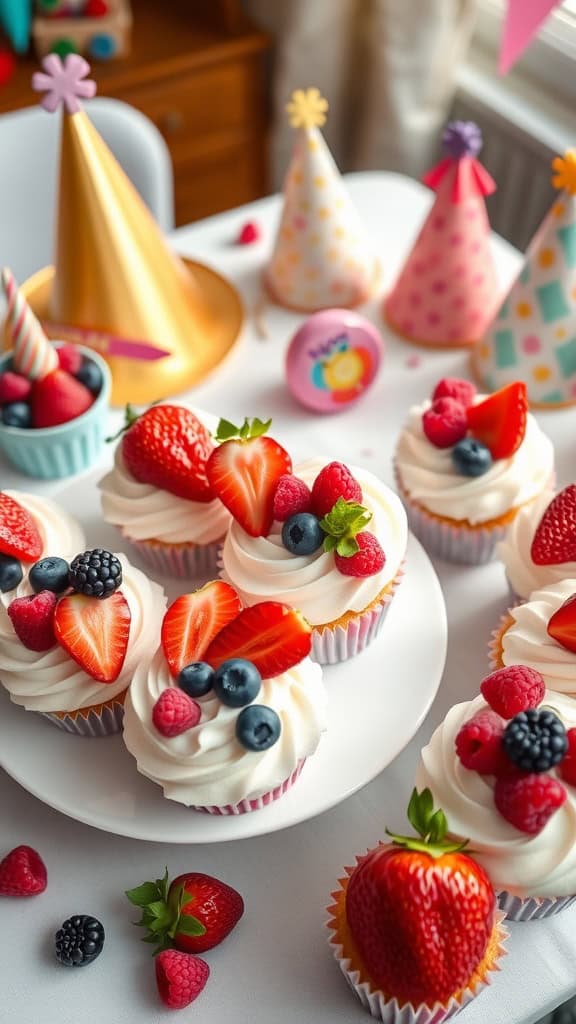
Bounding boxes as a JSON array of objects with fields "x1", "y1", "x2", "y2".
[
  {"x1": 32, "y1": 0, "x2": 131, "y2": 61},
  {"x1": 0, "y1": 0, "x2": 32, "y2": 54}
]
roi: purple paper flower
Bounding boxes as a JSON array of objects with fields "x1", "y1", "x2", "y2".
[
  {"x1": 442, "y1": 121, "x2": 483, "y2": 160},
  {"x1": 32, "y1": 54, "x2": 96, "y2": 115}
]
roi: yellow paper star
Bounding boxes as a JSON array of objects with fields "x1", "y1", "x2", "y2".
[
  {"x1": 286, "y1": 88, "x2": 328, "y2": 129},
  {"x1": 552, "y1": 150, "x2": 576, "y2": 195}
]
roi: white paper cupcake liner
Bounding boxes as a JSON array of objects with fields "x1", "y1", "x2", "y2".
[
  {"x1": 497, "y1": 890, "x2": 576, "y2": 921},
  {"x1": 312, "y1": 594, "x2": 393, "y2": 665},
  {"x1": 193, "y1": 760, "x2": 305, "y2": 815},
  {"x1": 126, "y1": 535, "x2": 222, "y2": 580},
  {"x1": 39, "y1": 698, "x2": 125, "y2": 737}
]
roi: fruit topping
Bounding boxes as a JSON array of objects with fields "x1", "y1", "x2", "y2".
[
  {"x1": 29, "y1": 556, "x2": 70, "y2": 595},
  {"x1": 432, "y1": 377, "x2": 477, "y2": 407},
  {"x1": 310, "y1": 461, "x2": 362, "y2": 518},
  {"x1": 56, "y1": 343, "x2": 82, "y2": 375},
  {"x1": 272, "y1": 474, "x2": 312, "y2": 520},
  {"x1": 236, "y1": 704, "x2": 281, "y2": 750},
  {"x1": 30, "y1": 368, "x2": 94, "y2": 428},
  {"x1": 177, "y1": 662, "x2": 215, "y2": 698},
  {"x1": 0, "y1": 492, "x2": 43, "y2": 561},
  {"x1": 55, "y1": 915, "x2": 104, "y2": 967},
  {"x1": 480, "y1": 665, "x2": 545, "y2": 719},
  {"x1": 547, "y1": 592, "x2": 576, "y2": 653},
  {"x1": 152, "y1": 689, "x2": 201, "y2": 737},
  {"x1": 334, "y1": 531, "x2": 386, "y2": 577},
  {"x1": 281, "y1": 512, "x2": 324, "y2": 555},
  {"x1": 0, "y1": 370, "x2": 31, "y2": 404},
  {"x1": 502, "y1": 709, "x2": 568, "y2": 773},
  {"x1": 455, "y1": 708, "x2": 507, "y2": 775},
  {"x1": 451, "y1": 437, "x2": 493, "y2": 477},
  {"x1": 75, "y1": 356, "x2": 103, "y2": 396},
  {"x1": 531, "y1": 486, "x2": 576, "y2": 566},
  {"x1": 205, "y1": 601, "x2": 311, "y2": 679},
  {"x1": 155, "y1": 950, "x2": 209, "y2": 1009},
  {"x1": 0, "y1": 845, "x2": 47, "y2": 897},
  {"x1": 213, "y1": 658, "x2": 262, "y2": 707},
  {"x1": 161, "y1": 582, "x2": 242, "y2": 678},
  {"x1": 1, "y1": 402, "x2": 32, "y2": 428},
  {"x1": 318, "y1": 498, "x2": 385, "y2": 577},
  {"x1": 422, "y1": 396, "x2": 467, "y2": 449},
  {"x1": 206, "y1": 417, "x2": 292, "y2": 537},
  {"x1": 466, "y1": 381, "x2": 527, "y2": 460},
  {"x1": 69, "y1": 548, "x2": 122, "y2": 599},
  {"x1": 54, "y1": 590, "x2": 131, "y2": 683},
  {"x1": 494, "y1": 773, "x2": 566, "y2": 834},
  {"x1": 0, "y1": 553, "x2": 22, "y2": 593},
  {"x1": 7, "y1": 590, "x2": 57, "y2": 651},
  {"x1": 558, "y1": 727, "x2": 576, "y2": 787}
]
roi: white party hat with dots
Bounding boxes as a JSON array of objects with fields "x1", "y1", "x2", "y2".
[{"x1": 264, "y1": 88, "x2": 378, "y2": 312}]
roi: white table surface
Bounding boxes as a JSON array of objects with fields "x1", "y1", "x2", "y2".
[{"x1": 2, "y1": 172, "x2": 576, "y2": 1024}]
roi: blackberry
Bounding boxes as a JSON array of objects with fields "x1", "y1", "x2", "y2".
[
  {"x1": 69, "y1": 549, "x2": 122, "y2": 599},
  {"x1": 55, "y1": 915, "x2": 105, "y2": 967},
  {"x1": 503, "y1": 708, "x2": 568, "y2": 773}
]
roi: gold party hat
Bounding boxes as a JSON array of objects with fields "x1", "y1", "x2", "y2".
[{"x1": 21, "y1": 54, "x2": 243, "y2": 406}]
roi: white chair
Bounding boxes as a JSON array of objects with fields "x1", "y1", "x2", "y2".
[{"x1": 0, "y1": 97, "x2": 175, "y2": 282}]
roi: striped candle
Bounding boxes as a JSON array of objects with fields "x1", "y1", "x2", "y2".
[{"x1": 1, "y1": 267, "x2": 58, "y2": 380}]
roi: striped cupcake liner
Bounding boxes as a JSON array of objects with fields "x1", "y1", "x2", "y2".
[
  {"x1": 127, "y1": 536, "x2": 222, "y2": 581},
  {"x1": 39, "y1": 697, "x2": 125, "y2": 737},
  {"x1": 193, "y1": 760, "x2": 305, "y2": 815},
  {"x1": 487, "y1": 612, "x2": 515, "y2": 672},
  {"x1": 497, "y1": 890, "x2": 576, "y2": 922}
]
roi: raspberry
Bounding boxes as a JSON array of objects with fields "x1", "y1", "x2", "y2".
[
  {"x1": 494, "y1": 773, "x2": 566, "y2": 834},
  {"x1": 56, "y1": 344, "x2": 82, "y2": 375},
  {"x1": 155, "y1": 949, "x2": 210, "y2": 1009},
  {"x1": 334, "y1": 532, "x2": 385, "y2": 577},
  {"x1": 237, "y1": 220, "x2": 261, "y2": 245},
  {"x1": 480, "y1": 665, "x2": 545, "y2": 719},
  {"x1": 7, "y1": 590, "x2": 57, "y2": 652},
  {"x1": 422, "y1": 397, "x2": 468, "y2": 449},
  {"x1": 311, "y1": 462, "x2": 363, "y2": 517},
  {"x1": 432, "y1": 377, "x2": 477, "y2": 408},
  {"x1": 455, "y1": 709, "x2": 508, "y2": 775},
  {"x1": 272, "y1": 474, "x2": 312, "y2": 521},
  {"x1": 558, "y1": 727, "x2": 576, "y2": 787},
  {"x1": 0, "y1": 845, "x2": 47, "y2": 897},
  {"x1": 0, "y1": 371, "x2": 31, "y2": 405},
  {"x1": 152, "y1": 688, "x2": 201, "y2": 738}
]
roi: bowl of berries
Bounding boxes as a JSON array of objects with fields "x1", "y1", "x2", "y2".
[{"x1": 0, "y1": 341, "x2": 111, "y2": 479}]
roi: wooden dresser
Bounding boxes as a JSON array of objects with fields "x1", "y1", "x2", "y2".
[{"x1": 0, "y1": 0, "x2": 271, "y2": 226}]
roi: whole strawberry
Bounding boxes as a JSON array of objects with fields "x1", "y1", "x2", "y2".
[
  {"x1": 126, "y1": 868, "x2": 244, "y2": 954},
  {"x1": 345, "y1": 789, "x2": 496, "y2": 1006},
  {"x1": 0, "y1": 845, "x2": 47, "y2": 897}
]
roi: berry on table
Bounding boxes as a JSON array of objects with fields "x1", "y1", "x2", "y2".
[
  {"x1": 466, "y1": 381, "x2": 527, "y2": 460},
  {"x1": 155, "y1": 949, "x2": 209, "y2": 1009},
  {"x1": 451, "y1": 437, "x2": 493, "y2": 477},
  {"x1": 559, "y1": 728, "x2": 576, "y2": 787},
  {"x1": 29, "y1": 556, "x2": 70, "y2": 595},
  {"x1": 213, "y1": 658, "x2": 262, "y2": 707},
  {"x1": 205, "y1": 601, "x2": 311, "y2": 679},
  {"x1": 69, "y1": 549, "x2": 122, "y2": 599},
  {"x1": 1, "y1": 401, "x2": 32, "y2": 429},
  {"x1": 494, "y1": 772, "x2": 566, "y2": 833},
  {"x1": 177, "y1": 662, "x2": 215, "y2": 698},
  {"x1": 0, "y1": 553, "x2": 23, "y2": 593},
  {"x1": 7, "y1": 590, "x2": 57, "y2": 652},
  {"x1": 422, "y1": 396, "x2": 468, "y2": 449},
  {"x1": 272, "y1": 474, "x2": 312, "y2": 520},
  {"x1": 0, "y1": 492, "x2": 43, "y2": 562},
  {"x1": 455, "y1": 708, "x2": 507, "y2": 775},
  {"x1": 236, "y1": 704, "x2": 282, "y2": 750},
  {"x1": 282, "y1": 512, "x2": 324, "y2": 555},
  {"x1": 480, "y1": 665, "x2": 545, "y2": 719},
  {"x1": 74, "y1": 356, "x2": 104, "y2": 396},
  {"x1": 310, "y1": 462, "x2": 363, "y2": 518},
  {"x1": 55, "y1": 915, "x2": 105, "y2": 967},
  {"x1": 56, "y1": 344, "x2": 82, "y2": 376},
  {"x1": 236, "y1": 220, "x2": 261, "y2": 245},
  {"x1": 432, "y1": 377, "x2": 477, "y2": 408},
  {"x1": 153, "y1": 688, "x2": 201, "y2": 737},
  {"x1": 502, "y1": 709, "x2": 568, "y2": 773},
  {"x1": 31, "y1": 368, "x2": 94, "y2": 428},
  {"x1": 334, "y1": 531, "x2": 385, "y2": 577},
  {"x1": 0, "y1": 845, "x2": 47, "y2": 897},
  {"x1": 0, "y1": 370, "x2": 31, "y2": 405},
  {"x1": 531, "y1": 486, "x2": 576, "y2": 566}
]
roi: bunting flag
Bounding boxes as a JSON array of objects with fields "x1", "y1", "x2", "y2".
[{"x1": 499, "y1": 0, "x2": 561, "y2": 75}]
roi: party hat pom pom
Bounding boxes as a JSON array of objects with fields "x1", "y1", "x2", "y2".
[
  {"x1": 32, "y1": 54, "x2": 96, "y2": 115},
  {"x1": 286, "y1": 87, "x2": 328, "y2": 130},
  {"x1": 442, "y1": 121, "x2": 483, "y2": 160},
  {"x1": 551, "y1": 151, "x2": 576, "y2": 195}
]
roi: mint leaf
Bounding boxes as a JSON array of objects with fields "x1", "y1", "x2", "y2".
[
  {"x1": 125, "y1": 881, "x2": 162, "y2": 907},
  {"x1": 336, "y1": 536, "x2": 359, "y2": 558},
  {"x1": 320, "y1": 498, "x2": 373, "y2": 558},
  {"x1": 323, "y1": 535, "x2": 338, "y2": 554},
  {"x1": 175, "y1": 915, "x2": 207, "y2": 938},
  {"x1": 214, "y1": 418, "x2": 241, "y2": 441}
]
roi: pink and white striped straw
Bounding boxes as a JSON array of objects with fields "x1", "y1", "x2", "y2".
[{"x1": 1, "y1": 267, "x2": 58, "y2": 380}]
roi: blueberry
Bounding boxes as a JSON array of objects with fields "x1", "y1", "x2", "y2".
[
  {"x1": 1, "y1": 401, "x2": 32, "y2": 428},
  {"x1": 0, "y1": 554, "x2": 23, "y2": 593},
  {"x1": 282, "y1": 513, "x2": 324, "y2": 555},
  {"x1": 236, "y1": 705, "x2": 281, "y2": 751},
  {"x1": 29, "y1": 557, "x2": 70, "y2": 594},
  {"x1": 178, "y1": 661, "x2": 215, "y2": 698},
  {"x1": 75, "y1": 357, "x2": 103, "y2": 396},
  {"x1": 213, "y1": 658, "x2": 262, "y2": 707},
  {"x1": 452, "y1": 437, "x2": 493, "y2": 477}
]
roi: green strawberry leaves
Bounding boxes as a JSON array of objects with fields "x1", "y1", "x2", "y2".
[
  {"x1": 320, "y1": 498, "x2": 373, "y2": 558},
  {"x1": 214, "y1": 417, "x2": 272, "y2": 442},
  {"x1": 125, "y1": 869, "x2": 206, "y2": 955},
  {"x1": 386, "y1": 788, "x2": 469, "y2": 859}
]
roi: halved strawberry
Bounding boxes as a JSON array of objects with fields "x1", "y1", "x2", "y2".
[
  {"x1": 161, "y1": 581, "x2": 242, "y2": 678},
  {"x1": 547, "y1": 593, "x2": 576, "y2": 653},
  {"x1": 205, "y1": 602, "x2": 311, "y2": 679},
  {"x1": 0, "y1": 492, "x2": 43, "y2": 562},
  {"x1": 206, "y1": 418, "x2": 292, "y2": 537},
  {"x1": 531, "y1": 486, "x2": 576, "y2": 566},
  {"x1": 54, "y1": 591, "x2": 131, "y2": 683},
  {"x1": 466, "y1": 382, "x2": 527, "y2": 460}
]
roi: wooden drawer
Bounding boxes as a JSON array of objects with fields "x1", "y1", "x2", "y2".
[{"x1": 174, "y1": 143, "x2": 266, "y2": 225}]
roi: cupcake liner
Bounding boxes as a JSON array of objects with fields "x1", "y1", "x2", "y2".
[
  {"x1": 39, "y1": 695, "x2": 125, "y2": 737},
  {"x1": 193, "y1": 760, "x2": 305, "y2": 815},
  {"x1": 396, "y1": 482, "x2": 505, "y2": 566},
  {"x1": 488, "y1": 612, "x2": 515, "y2": 672},
  {"x1": 497, "y1": 889, "x2": 576, "y2": 922},
  {"x1": 126, "y1": 536, "x2": 222, "y2": 580}
]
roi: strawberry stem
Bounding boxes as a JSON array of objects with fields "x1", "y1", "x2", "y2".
[
  {"x1": 385, "y1": 788, "x2": 470, "y2": 859},
  {"x1": 105, "y1": 400, "x2": 163, "y2": 443},
  {"x1": 214, "y1": 416, "x2": 272, "y2": 442},
  {"x1": 125, "y1": 868, "x2": 206, "y2": 956}
]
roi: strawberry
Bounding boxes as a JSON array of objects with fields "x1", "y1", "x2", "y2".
[
  {"x1": 205, "y1": 601, "x2": 311, "y2": 679},
  {"x1": 237, "y1": 220, "x2": 261, "y2": 245},
  {"x1": 334, "y1": 531, "x2": 385, "y2": 577},
  {"x1": 559, "y1": 728, "x2": 576, "y2": 787},
  {"x1": 531, "y1": 486, "x2": 576, "y2": 565},
  {"x1": 206, "y1": 417, "x2": 292, "y2": 536},
  {"x1": 547, "y1": 593, "x2": 576, "y2": 653},
  {"x1": 344, "y1": 789, "x2": 496, "y2": 1006},
  {"x1": 31, "y1": 368, "x2": 94, "y2": 428},
  {"x1": 152, "y1": 689, "x2": 201, "y2": 737},
  {"x1": 7, "y1": 590, "x2": 57, "y2": 651},
  {"x1": 0, "y1": 845, "x2": 47, "y2": 897},
  {"x1": 56, "y1": 343, "x2": 82, "y2": 375},
  {"x1": 161, "y1": 581, "x2": 242, "y2": 678},
  {"x1": 117, "y1": 403, "x2": 215, "y2": 501},
  {"x1": 126, "y1": 868, "x2": 244, "y2": 954},
  {"x1": 466, "y1": 381, "x2": 527, "y2": 460},
  {"x1": 155, "y1": 950, "x2": 209, "y2": 1009},
  {"x1": 0, "y1": 492, "x2": 43, "y2": 561},
  {"x1": 54, "y1": 590, "x2": 131, "y2": 683},
  {"x1": 311, "y1": 462, "x2": 363, "y2": 518},
  {"x1": 0, "y1": 371, "x2": 31, "y2": 404}
]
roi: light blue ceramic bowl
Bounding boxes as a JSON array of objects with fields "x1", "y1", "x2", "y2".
[{"x1": 0, "y1": 344, "x2": 111, "y2": 480}]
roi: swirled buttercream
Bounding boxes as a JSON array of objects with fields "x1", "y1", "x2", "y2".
[{"x1": 497, "y1": 578, "x2": 576, "y2": 696}]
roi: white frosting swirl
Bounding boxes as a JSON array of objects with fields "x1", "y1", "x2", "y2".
[
  {"x1": 417, "y1": 693, "x2": 576, "y2": 898},
  {"x1": 123, "y1": 648, "x2": 327, "y2": 807},
  {"x1": 219, "y1": 459, "x2": 407, "y2": 626},
  {"x1": 98, "y1": 407, "x2": 230, "y2": 545},
  {"x1": 0, "y1": 556, "x2": 167, "y2": 712},
  {"x1": 497, "y1": 489, "x2": 576, "y2": 600},
  {"x1": 395, "y1": 398, "x2": 554, "y2": 524},
  {"x1": 498, "y1": 578, "x2": 576, "y2": 696}
]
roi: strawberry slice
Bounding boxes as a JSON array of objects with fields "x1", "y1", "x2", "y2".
[
  {"x1": 161, "y1": 581, "x2": 242, "y2": 678},
  {"x1": 531, "y1": 486, "x2": 576, "y2": 565},
  {"x1": 205, "y1": 602, "x2": 311, "y2": 679},
  {"x1": 206, "y1": 418, "x2": 292, "y2": 537},
  {"x1": 466, "y1": 382, "x2": 527, "y2": 460},
  {"x1": 0, "y1": 492, "x2": 43, "y2": 561},
  {"x1": 54, "y1": 591, "x2": 131, "y2": 683},
  {"x1": 547, "y1": 593, "x2": 576, "y2": 653}
]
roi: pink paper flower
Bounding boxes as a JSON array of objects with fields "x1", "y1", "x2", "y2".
[{"x1": 32, "y1": 54, "x2": 96, "y2": 115}]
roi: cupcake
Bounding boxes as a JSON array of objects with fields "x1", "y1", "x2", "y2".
[
  {"x1": 417, "y1": 666, "x2": 576, "y2": 921},
  {"x1": 497, "y1": 485, "x2": 576, "y2": 602},
  {"x1": 490, "y1": 578, "x2": 576, "y2": 697},
  {"x1": 208, "y1": 417, "x2": 407, "y2": 664},
  {"x1": 0, "y1": 548, "x2": 166, "y2": 736},
  {"x1": 395, "y1": 377, "x2": 554, "y2": 564},
  {"x1": 123, "y1": 580, "x2": 327, "y2": 813},
  {"x1": 99, "y1": 403, "x2": 231, "y2": 579},
  {"x1": 327, "y1": 788, "x2": 507, "y2": 1023}
]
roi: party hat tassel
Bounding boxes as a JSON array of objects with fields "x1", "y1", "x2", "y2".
[
  {"x1": 2, "y1": 267, "x2": 58, "y2": 380},
  {"x1": 423, "y1": 122, "x2": 497, "y2": 203}
]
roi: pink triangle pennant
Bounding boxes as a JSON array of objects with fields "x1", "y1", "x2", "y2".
[{"x1": 499, "y1": 0, "x2": 561, "y2": 75}]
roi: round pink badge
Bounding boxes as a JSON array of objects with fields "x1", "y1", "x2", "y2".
[{"x1": 285, "y1": 309, "x2": 384, "y2": 413}]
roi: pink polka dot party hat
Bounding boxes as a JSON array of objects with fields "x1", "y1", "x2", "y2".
[
  {"x1": 473, "y1": 151, "x2": 576, "y2": 407},
  {"x1": 384, "y1": 121, "x2": 499, "y2": 348},
  {"x1": 264, "y1": 88, "x2": 379, "y2": 312}
]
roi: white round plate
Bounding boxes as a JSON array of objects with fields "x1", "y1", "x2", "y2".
[{"x1": 0, "y1": 470, "x2": 447, "y2": 843}]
